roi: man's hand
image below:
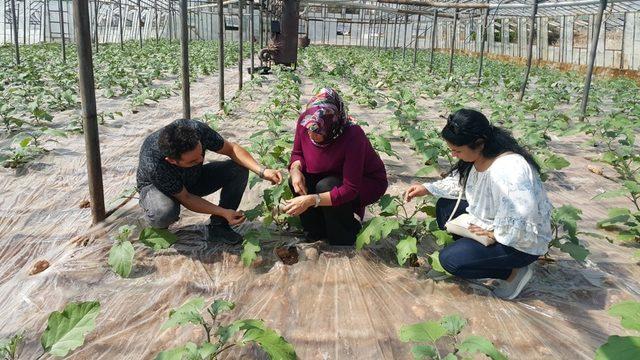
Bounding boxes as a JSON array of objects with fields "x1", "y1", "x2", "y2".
[
  {"x1": 290, "y1": 167, "x2": 307, "y2": 195},
  {"x1": 220, "y1": 208, "x2": 246, "y2": 225},
  {"x1": 262, "y1": 168, "x2": 283, "y2": 185},
  {"x1": 282, "y1": 195, "x2": 314, "y2": 216},
  {"x1": 404, "y1": 184, "x2": 428, "y2": 203},
  {"x1": 468, "y1": 224, "x2": 494, "y2": 239}
]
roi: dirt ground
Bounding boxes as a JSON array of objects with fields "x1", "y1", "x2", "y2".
[{"x1": 0, "y1": 56, "x2": 639, "y2": 360}]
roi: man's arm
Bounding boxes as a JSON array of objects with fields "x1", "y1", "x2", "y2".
[
  {"x1": 216, "y1": 140, "x2": 282, "y2": 184},
  {"x1": 173, "y1": 187, "x2": 245, "y2": 225}
]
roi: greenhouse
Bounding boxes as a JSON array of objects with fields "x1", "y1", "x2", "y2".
[{"x1": 1, "y1": 0, "x2": 640, "y2": 359}]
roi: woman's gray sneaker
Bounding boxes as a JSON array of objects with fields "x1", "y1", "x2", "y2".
[{"x1": 492, "y1": 264, "x2": 533, "y2": 300}]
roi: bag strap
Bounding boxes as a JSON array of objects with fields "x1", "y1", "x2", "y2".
[{"x1": 447, "y1": 190, "x2": 463, "y2": 223}]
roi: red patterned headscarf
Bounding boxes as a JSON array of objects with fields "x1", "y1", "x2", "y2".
[{"x1": 298, "y1": 88, "x2": 354, "y2": 147}]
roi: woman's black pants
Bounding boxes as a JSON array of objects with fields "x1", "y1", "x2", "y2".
[{"x1": 289, "y1": 173, "x2": 361, "y2": 246}]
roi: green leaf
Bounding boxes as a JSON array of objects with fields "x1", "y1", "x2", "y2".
[
  {"x1": 416, "y1": 165, "x2": 438, "y2": 177},
  {"x1": 241, "y1": 230, "x2": 263, "y2": 267},
  {"x1": 108, "y1": 240, "x2": 135, "y2": 277},
  {"x1": 411, "y1": 345, "x2": 438, "y2": 359},
  {"x1": 398, "y1": 321, "x2": 447, "y2": 343},
  {"x1": 593, "y1": 188, "x2": 628, "y2": 201},
  {"x1": 379, "y1": 194, "x2": 399, "y2": 216},
  {"x1": 558, "y1": 239, "x2": 589, "y2": 261},
  {"x1": 198, "y1": 342, "x2": 218, "y2": 358},
  {"x1": 440, "y1": 314, "x2": 467, "y2": 336},
  {"x1": 239, "y1": 321, "x2": 297, "y2": 360},
  {"x1": 552, "y1": 205, "x2": 582, "y2": 238},
  {"x1": 155, "y1": 345, "x2": 189, "y2": 360},
  {"x1": 40, "y1": 301, "x2": 101, "y2": 357},
  {"x1": 396, "y1": 236, "x2": 418, "y2": 266},
  {"x1": 160, "y1": 297, "x2": 205, "y2": 330},
  {"x1": 244, "y1": 205, "x2": 263, "y2": 221},
  {"x1": 442, "y1": 354, "x2": 457, "y2": 360},
  {"x1": 427, "y1": 251, "x2": 449, "y2": 274},
  {"x1": 139, "y1": 227, "x2": 177, "y2": 250},
  {"x1": 598, "y1": 208, "x2": 632, "y2": 228},
  {"x1": 432, "y1": 230, "x2": 454, "y2": 247},
  {"x1": 210, "y1": 299, "x2": 235, "y2": 317},
  {"x1": 594, "y1": 336, "x2": 640, "y2": 360},
  {"x1": 457, "y1": 335, "x2": 508, "y2": 360},
  {"x1": 609, "y1": 301, "x2": 640, "y2": 331},
  {"x1": 543, "y1": 153, "x2": 570, "y2": 170},
  {"x1": 0, "y1": 332, "x2": 24, "y2": 359},
  {"x1": 356, "y1": 217, "x2": 400, "y2": 250}
]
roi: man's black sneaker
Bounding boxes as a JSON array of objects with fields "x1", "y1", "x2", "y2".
[{"x1": 207, "y1": 223, "x2": 243, "y2": 245}]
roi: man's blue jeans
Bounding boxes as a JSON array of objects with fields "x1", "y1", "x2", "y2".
[{"x1": 435, "y1": 198, "x2": 539, "y2": 280}]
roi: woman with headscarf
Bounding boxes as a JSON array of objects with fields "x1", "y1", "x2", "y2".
[{"x1": 282, "y1": 88, "x2": 388, "y2": 246}]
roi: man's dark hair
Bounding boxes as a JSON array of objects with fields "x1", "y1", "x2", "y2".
[{"x1": 158, "y1": 120, "x2": 200, "y2": 160}]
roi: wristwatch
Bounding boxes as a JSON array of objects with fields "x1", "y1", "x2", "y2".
[
  {"x1": 258, "y1": 166, "x2": 266, "y2": 179},
  {"x1": 313, "y1": 194, "x2": 321, "y2": 208}
]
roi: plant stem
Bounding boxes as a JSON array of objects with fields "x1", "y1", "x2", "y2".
[{"x1": 215, "y1": 343, "x2": 236, "y2": 356}]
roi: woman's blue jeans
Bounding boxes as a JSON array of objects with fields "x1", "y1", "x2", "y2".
[{"x1": 436, "y1": 198, "x2": 539, "y2": 280}]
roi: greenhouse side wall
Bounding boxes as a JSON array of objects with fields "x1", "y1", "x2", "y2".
[
  {"x1": 304, "y1": 10, "x2": 640, "y2": 72},
  {"x1": 0, "y1": 0, "x2": 258, "y2": 45}
]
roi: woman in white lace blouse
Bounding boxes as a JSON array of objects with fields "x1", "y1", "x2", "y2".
[{"x1": 404, "y1": 109, "x2": 553, "y2": 300}]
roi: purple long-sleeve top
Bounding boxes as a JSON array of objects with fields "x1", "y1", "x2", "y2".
[{"x1": 290, "y1": 123, "x2": 388, "y2": 218}]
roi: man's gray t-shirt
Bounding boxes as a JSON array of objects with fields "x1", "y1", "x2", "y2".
[{"x1": 136, "y1": 119, "x2": 224, "y2": 196}]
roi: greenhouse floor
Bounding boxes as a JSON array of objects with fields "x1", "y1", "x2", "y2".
[{"x1": 1, "y1": 60, "x2": 639, "y2": 359}]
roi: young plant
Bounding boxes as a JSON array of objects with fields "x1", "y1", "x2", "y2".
[
  {"x1": 594, "y1": 300, "x2": 640, "y2": 360},
  {"x1": 108, "y1": 225, "x2": 178, "y2": 278},
  {"x1": 594, "y1": 180, "x2": 640, "y2": 244},
  {"x1": 156, "y1": 297, "x2": 296, "y2": 360},
  {"x1": 0, "y1": 301, "x2": 101, "y2": 359},
  {"x1": 549, "y1": 205, "x2": 591, "y2": 261},
  {"x1": 398, "y1": 314, "x2": 508, "y2": 360},
  {"x1": 356, "y1": 195, "x2": 452, "y2": 266}
]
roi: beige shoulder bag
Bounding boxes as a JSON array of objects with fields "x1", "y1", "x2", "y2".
[{"x1": 444, "y1": 191, "x2": 496, "y2": 246}]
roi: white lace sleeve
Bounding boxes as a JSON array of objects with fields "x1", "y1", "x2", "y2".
[
  {"x1": 490, "y1": 158, "x2": 553, "y2": 255},
  {"x1": 422, "y1": 174, "x2": 463, "y2": 200}
]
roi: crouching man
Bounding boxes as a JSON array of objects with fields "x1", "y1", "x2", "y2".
[{"x1": 136, "y1": 118, "x2": 282, "y2": 244}]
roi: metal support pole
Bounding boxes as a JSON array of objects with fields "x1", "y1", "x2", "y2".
[
  {"x1": 259, "y1": 0, "x2": 264, "y2": 48},
  {"x1": 448, "y1": 8, "x2": 458, "y2": 74},
  {"x1": 238, "y1": 0, "x2": 243, "y2": 90},
  {"x1": 94, "y1": 0, "x2": 99, "y2": 53},
  {"x1": 22, "y1": 0, "x2": 26, "y2": 44},
  {"x1": 168, "y1": 0, "x2": 173, "y2": 43},
  {"x1": 518, "y1": 0, "x2": 539, "y2": 101},
  {"x1": 413, "y1": 14, "x2": 421, "y2": 66},
  {"x1": 402, "y1": 14, "x2": 408, "y2": 60},
  {"x1": 155, "y1": 0, "x2": 159, "y2": 43},
  {"x1": 218, "y1": 0, "x2": 225, "y2": 109},
  {"x1": 579, "y1": 0, "x2": 607, "y2": 121},
  {"x1": 378, "y1": 18, "x2": 382, "y2": 52},
  {"x1": 119, "y1": 0, "x2": 124, "y2": 48},
  {"x1": 59, "y1": 0, "x2": 66, "y2": 62},
  {"x1": 385, "y1": 18, "x2": 389, "y2": 50},
  {"x1": 180, "y1": 0, "x2": 190, "y2": 119},
  {"x1": 10, "y1": 0, "x2": 19, "y2": 65},
  {"x1": 250, "y1": 0, "x2": 254, "y2": 78},
  {"x1": 429, "y1": 10, "x2": 438, "y2": 72},
  {"x1": 43, "y1": 1, "x2": 48, "y2": 43},
  {"x1": 620, "y1": 12, "x2": 626, "y2": 69},
  {"x1": 72, "y1": 0, "x2": 106, "y2": 224},
  {"x1": 392, "y1": 15, "x2": 397, "y2": 51},
  {"x1": 137, "y1": 0, "x2": 143, "y2": 47},
  {"x1": 477, "y1": 7, "x2": 488, "y2": 85}
]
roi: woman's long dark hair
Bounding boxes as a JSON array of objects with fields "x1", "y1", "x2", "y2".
[{"x1": 441, "y1": 109, "x2": 540, "y2": 187}]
